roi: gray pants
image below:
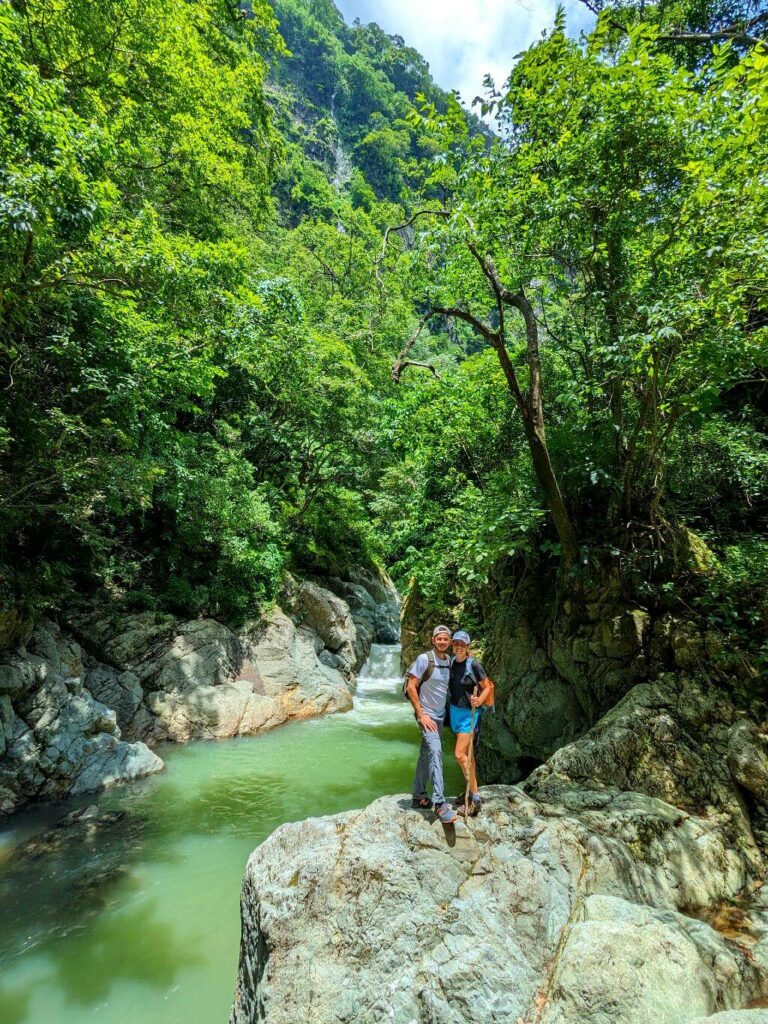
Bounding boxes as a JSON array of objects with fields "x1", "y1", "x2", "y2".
[{"x1": 412, "y1": 715, "x2": 445, "y2": 807}]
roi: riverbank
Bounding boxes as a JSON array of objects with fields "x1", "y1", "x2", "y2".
[{"x1": 0, "y1": 570, "x2": 399, "y2": 816}]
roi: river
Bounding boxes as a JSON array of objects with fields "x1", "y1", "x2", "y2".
[{"x1": 0, "y1": 644, "x2": 462, "y2": 1024}]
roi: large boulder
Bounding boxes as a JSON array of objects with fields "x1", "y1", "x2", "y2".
[
  {"x1": 74, "y1": 605, "x2": 355, "y2": 743},
  {"x1": 231, "y1": 788, "x2": 768, "y2": 1024},
  {"x1": 346, "y1": 566, "x2": 400, "y2": 644},
  {"x1": 0, "y1": 622, "x2": 163, "y2": 815},
  {"x1": 282, "y1": 579, "x2": 358, "y2": 676},
  {"x1": 526, "y1": 675, "x2": 762, "y2": 872}
]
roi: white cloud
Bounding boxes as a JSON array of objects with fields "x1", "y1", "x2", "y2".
[{"x1": 336, "y1": 0, "x2": 594, "y2": 112}]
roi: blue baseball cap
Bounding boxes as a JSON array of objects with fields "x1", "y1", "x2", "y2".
[{"x1": 452, "y1": 630, "x2": 471, "y2": 644}]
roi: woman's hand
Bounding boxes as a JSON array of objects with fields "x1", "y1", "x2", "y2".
[{"x1": 469, "y1": 694, "x2": 483, "y2": 708}]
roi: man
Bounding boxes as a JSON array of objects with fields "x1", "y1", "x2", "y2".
[
  {"x1": 405, "y1": 624, "x2": 457, "y2": 824},
  {"x1": 448, "y1": 630, "x2": 493, "y2": 816}
]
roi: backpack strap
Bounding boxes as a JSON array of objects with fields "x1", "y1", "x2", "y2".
[
  {"x1": 422, "y1": 649, "x2": 436, "y2": 684},
  {"x1": 402, "y1": 649, "x2": 438, "y2": 701}
]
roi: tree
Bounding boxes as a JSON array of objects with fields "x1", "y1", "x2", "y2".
[{"x1": 383, "y1": 15, "x2": 767, "y2": 568}]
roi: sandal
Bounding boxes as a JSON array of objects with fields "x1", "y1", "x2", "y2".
[{"x1": 411, "y1": 796, "x2": 431, "y2": 809}]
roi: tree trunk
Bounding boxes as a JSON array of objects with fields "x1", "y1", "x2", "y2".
[{"x1": 522, "y1": 413, "x2": 579, "y2": 565}]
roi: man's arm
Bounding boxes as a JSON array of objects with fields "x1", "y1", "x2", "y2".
[{"x1": 406, "y1": 674, "x2": 438, "y2": 731}]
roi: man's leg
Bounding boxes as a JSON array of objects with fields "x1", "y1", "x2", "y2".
[
  {"x1": 413, "y1": 726, "x2": 431, "y2": 801},
  {"x1": 423, "y1": 718, "x2": 446, "y2": 807}
]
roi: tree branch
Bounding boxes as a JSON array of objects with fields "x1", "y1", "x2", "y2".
[
  {"x1": 431, "y1": 304, "x2": 500, "y2": 345},
  {"x1": 376, "y1": 208, "x2": 449, "y2": 306},
  {"x1": 392, "y1": 359, "x2": 442, "y2": 383},
  {"x1": 392, "y1": 311, "x2": 439, "y2": 382}
]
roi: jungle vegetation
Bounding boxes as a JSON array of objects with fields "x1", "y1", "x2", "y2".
[{"x1": 1, "y1": 0, "x2": 766, "y2": 660}]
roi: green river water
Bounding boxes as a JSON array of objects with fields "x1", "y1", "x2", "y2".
[{"x1": 0, "y1": 644, "x2": 462, "y2": 1024}]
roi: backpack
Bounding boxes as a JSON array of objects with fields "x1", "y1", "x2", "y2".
[{"x1": 402, "y1": 650, "x2": 436, "y2": 699}]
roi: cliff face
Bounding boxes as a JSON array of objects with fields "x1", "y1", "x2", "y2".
[
  {"x1": 0, "y1": 619, "x2": 164, "y2": 816},
  {"x1": 0, "y1": 570, "x2": 399, "y2": 815}
]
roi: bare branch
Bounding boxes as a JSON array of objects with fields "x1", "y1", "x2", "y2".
[
  {"x1": 431, "y1": 305, "x2": 500, "y2": 345},
  {"x1": 392, "y1": 311, "x2": 438, "y2": 382},
  {"x1": 392, "y1": 359, "x2": 442, "y2": 383},
  {"x1": 657, "y1": 27, "x2": 763, "y2": 45},
  {"x1": 376, "y1": 208, "x2": 449, "y2": 306}
]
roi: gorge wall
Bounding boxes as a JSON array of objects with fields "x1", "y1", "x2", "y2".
[{"x1": 0, "y1": 569, "x2": 399, "y2": 816}]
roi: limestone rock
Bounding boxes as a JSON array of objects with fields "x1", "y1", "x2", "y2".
[
  {"x1": 84, "y1": 664, "x2": 147, "y2": 736},
  {"x1": 321, "y1": 578, "x2": 378, "y2": 668},
  {"x1": 0, "y1": 622, "x2": 163, "y2": 814},
  {"x1": 285, "y1": 580, "x2": 358, "y2": 676},
  {"x1": 231, "y1": 788, "x2": 768, "y2": 1024},
  {"x1": 527, "y1": 675, "x2": 761, "y2": 872},
  {"x1": 729, "y1": 720, "x2": 768, "y2": 807},
  {"x1": 71, "y1": 602, "x2": 354, "y2": 744},
  {"x1": 346, "y1": 566, "x2": 400, "y2": 644},
  {"x1": 690, "y1": 1014, "x2": 768, "y2": 1023}
]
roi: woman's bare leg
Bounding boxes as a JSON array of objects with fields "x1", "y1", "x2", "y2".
[{"x1": 455, "y1": 732, "x2": 478, "y2": 792}]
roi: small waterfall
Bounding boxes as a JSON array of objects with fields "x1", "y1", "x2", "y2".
[{"x1": 350, "y1": 643, "x2": 407, "y2": 726}]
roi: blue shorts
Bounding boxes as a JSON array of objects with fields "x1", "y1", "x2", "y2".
[{"x1": 449, "y1": 704, "x2": 484, "y2": 734}]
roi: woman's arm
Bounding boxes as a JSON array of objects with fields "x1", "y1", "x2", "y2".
[{"x1": 469, "y1": 675, "x2": 493, "y2": 707}]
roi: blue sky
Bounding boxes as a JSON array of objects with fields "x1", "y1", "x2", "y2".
[{"x1": 336, "y1": 0, "x2": 594, "y2": 111}]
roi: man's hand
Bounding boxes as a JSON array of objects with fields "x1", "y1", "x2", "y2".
[
  {"x1": 419, "y1": 715, "x2": 438, "y2": 732},
  {"x1": 469, "y1": 694, "x2": 483, "y2": 708}
]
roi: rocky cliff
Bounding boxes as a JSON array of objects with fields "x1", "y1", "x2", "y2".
[
  {"x1": 401, "y1": 548, "x2": 761, "y2": 787},
  {"x1": 0, "y1": 570, "x2": 399, "y2": 815},
  {"x1": 230, "y1": 668, "x2": 768, "y2": 1024}
]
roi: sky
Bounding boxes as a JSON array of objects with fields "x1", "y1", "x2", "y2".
[{"x1": 335, "y1": 0, "x2": 595, "y2": 111}]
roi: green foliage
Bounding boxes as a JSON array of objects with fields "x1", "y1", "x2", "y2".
[
  {"x1": 693, "y1": 536, "x2": 768, "y2": 664},
  {"x1": 1, "y1": 0, "x2": 766, "y2": 664},
  {"x1": 376, "y1": 4, "x2": 766, "y2": 645},
  {"x1": 0, "y1": 0, "x2": 413, "y2": 622},
  {"x1": 371, "y1": 350, "x2": 544, "y2": 629}
]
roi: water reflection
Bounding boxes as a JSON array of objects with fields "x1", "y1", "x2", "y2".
[{"x1": 51, "y1": 901, "x2": 205, "y2": 1005}]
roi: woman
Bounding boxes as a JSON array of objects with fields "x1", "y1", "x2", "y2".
[{"x1": 448, "y1": 630, "x2": 493, "y2": 816}]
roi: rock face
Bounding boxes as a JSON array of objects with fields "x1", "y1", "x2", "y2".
[
  {"x1": 0, "y1": 621, "x2": 163, "y2": 815},
  {"x1": 528, "y1": 674, "x2": 767, "y2": 867},
  {"x1": 231, "y1": 661, "x2": 768, "y2": 1024},
  {"x1": 231, "y1": 786, "x2": 768, "y2": 1024},
  {"x1": 314, "y1": 566, "x2": 401, "y2": 669},
  {"x1": 1, "y1": 569, "x2": 400, "y2": 814},
  {"x1": 71, "y1": 596, "x2": 357, "y2": 745}
]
